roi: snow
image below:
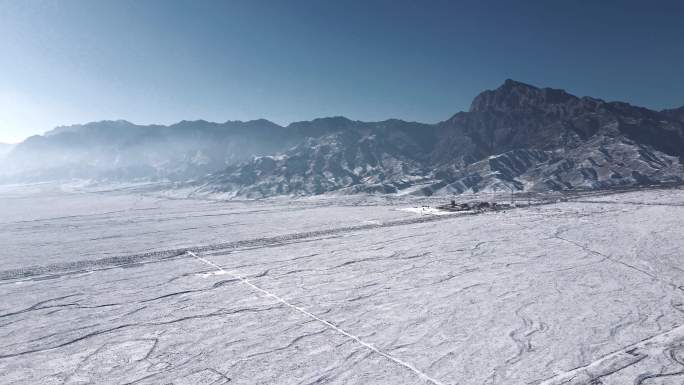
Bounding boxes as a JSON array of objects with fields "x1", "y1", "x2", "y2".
[{"x1": 1, "y1": 183, "x2": 684, "y2": 384}]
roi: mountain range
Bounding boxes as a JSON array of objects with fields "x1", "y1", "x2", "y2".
[{"x1": 2, "y1": 79, "x2": 683, "y2": 197}]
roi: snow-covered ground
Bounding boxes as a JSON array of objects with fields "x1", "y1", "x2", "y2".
[{"x1": 1, "y1": 184, "x2": 684, "y2": 384}]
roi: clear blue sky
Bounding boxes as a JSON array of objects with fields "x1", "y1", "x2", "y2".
[{"x1": 1, "y1": 0, "x2": 683, "y2": 143}]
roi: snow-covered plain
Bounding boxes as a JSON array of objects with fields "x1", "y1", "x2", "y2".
[{"x1": 1, "y1": 184, "x2": 684, "y2": 384}]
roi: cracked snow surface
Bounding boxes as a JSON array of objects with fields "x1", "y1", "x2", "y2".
[{"x1": 1, "y1": 185, "x2": 684, "y2": 384}]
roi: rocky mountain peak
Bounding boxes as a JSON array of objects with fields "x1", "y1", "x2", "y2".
[
  {"x1": 469, "y1": 79, "x2": 577, "y2": 113},
  {"x1": 2, "y1": 80, "x2": 683, "y2": 195}
]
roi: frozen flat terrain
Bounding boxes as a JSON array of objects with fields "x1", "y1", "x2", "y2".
[{"x1": 1, "y1": 184, "x2": 684, "y2": 384}]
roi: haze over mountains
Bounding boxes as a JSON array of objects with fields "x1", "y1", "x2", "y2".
[
  {"x1": 0, "y1": 143, "x2": 14, "y2": 160},
  {"x1": 2, "y1": 80, "x2": 683, "y2": 197}
]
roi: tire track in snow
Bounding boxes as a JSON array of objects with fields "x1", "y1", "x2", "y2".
[
  {"x1": 0, "y1": 210, "x2": 474, "y2": 282},
  {"x1": 187, "y1": 251, "x2": 447, "y2": 385},
  {"x1": 538, "y1": 323, "x2": 684, "y2": 385}
]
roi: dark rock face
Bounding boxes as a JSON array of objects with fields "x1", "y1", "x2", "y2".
[
  {"x1": 416, "y1": 80, "x2": 684, "y2": 195},
  {"x1": 662, "y1": 106, "x2": 684, "y2": 124},
  {"x1": 3, "y1": 80, "x2": 683, "y2": 196},
  {"x1": 202, "y1": 120, "x2": 437, "y2": 198},
  {"x1": 468, "y1": 79, "x2": 578, "y2": 113}
]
